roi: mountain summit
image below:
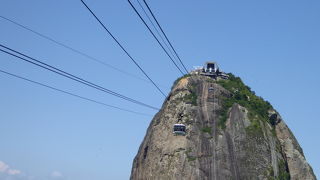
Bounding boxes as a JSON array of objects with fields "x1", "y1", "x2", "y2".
[{"x1": 130, "y1": 66, "x2": 315, "y2": 180}]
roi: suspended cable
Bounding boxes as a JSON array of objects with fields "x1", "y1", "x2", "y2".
[
  {"x1": 142, "y1": 0, "x2": 189, "y2": 74},
  {"x1": 135, "y1": 0, "x2": 179, "y2": 70},
  {"x1": 80, "y1": 0, "x2": 167, "y2": 97},
  {"x1": 0, "y1": 44, "x2": 159, "y2": 111},
  {"x1": 0, "y1": 15, "x2": 154, "y2": 85},
  {"x1": 0, "y1": 46, "x2": 159, "y2": 110},
  {"x1": 127, "y1": 0, "x2": 185, "y2": 75},
  {"x1": 0, "y1": 69, "x2": 152, "y2": 116}
]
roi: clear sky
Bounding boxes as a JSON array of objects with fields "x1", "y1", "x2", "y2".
[{"x1": 0, "y1": 0, "x2": 319, "y2": 179}]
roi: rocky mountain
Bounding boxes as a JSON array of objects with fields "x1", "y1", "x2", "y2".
[{"x1": 130, "y1": 73, "x2": 316, "y2": 180}]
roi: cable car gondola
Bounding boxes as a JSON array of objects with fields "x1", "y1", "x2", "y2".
[{"x1": 173, "y1": 124, "x2": 186, "y2": 135}]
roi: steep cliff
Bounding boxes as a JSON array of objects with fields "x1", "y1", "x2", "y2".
[{"x1": 130, "y1": 74, "x2": 316, "y2": 180}]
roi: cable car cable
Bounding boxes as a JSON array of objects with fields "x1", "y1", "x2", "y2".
[
  {"x1": 0, "y1": 46, "x2": 159, "y2": 110},
  {"x1": 133, "y1": 0, "x2": 185, "y2": 73},
  {"x1": 0, "y1": 44, "x2": 160, "y2": 110},
  {"x1": 135, "y1": 0, "x2": 176, "y2": 65},
  {"x1": 0, "y1": 15, "x2": 156, "y2": 86},
  {"x1": 0, "y1": 69, "x2": 152, "y2": 116},
  {"x1": 127, "y1": 0, "x2": 185, "y2": 75},
  {"x1": 80, "y1": 0, "x2": 167, "y2": 97},
  {"x1": 142, "y1": 0, "x2": 189, "y2": 74},
  {"x1": 0, "y1": 48, "x2": 156, "y2": 110}
]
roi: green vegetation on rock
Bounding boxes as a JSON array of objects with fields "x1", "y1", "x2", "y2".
[
  {"x1": 184, "y1": 148, "x2": 197, "y2": 162},
  {"x1": 172, "y1": 74, "x2": 198, "y2": 106},
  {"x1": 183, "y1": 91, "x2": 197, "y2": 106},
  {"x1": 278, "y1": 159, "x2": 290, "y2": 180},
  {"x1": 245, "y1": 119, "x2": 263, "y2": 137},
  {"x1": 217, "y1": 73, "x2": 273, "y2": 129},
  {"x1": 187, "y1": 156, "x2": 197, "y2": 162},
  {"x1": 171, "y1": 74, "x2": 191, "y2": 90},
  {"x1": 218, "y1": 96, "x2": 235, "y2": 129},
  {"x1": 265, "y1": 159, "x2": 290, "y2": 180},
  {"x1": 184, "y1": 81, "x2": 198, "y2": 106},
  {"x1": 201, "y1": 127, "x2": 212, "y2": 134}
]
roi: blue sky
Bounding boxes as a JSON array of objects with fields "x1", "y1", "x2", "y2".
[{"x1": 0, "y1": 0, "x2": 319, "y2": 179}]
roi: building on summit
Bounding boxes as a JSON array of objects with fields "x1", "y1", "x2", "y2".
[{"x1": 191, "y1": 61, "x2": 229, "y2": 79}]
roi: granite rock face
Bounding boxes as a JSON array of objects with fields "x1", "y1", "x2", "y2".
[{"x1": 130, "y1": 75, "x2": 316, "y2": 180}]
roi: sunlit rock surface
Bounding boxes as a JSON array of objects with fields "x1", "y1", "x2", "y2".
[{"x1": 130, "y1": 75, "x2": 315, "y2": 180}]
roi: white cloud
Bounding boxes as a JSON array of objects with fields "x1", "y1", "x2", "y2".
[
  {"x1": 8, "y1": 169, "x2": 21, "y2": 175},
  {"x1": 0, "y1": 161, "x2": 21, "y2": 175},
  {"x1": 51, "y1": 171, "x2": 63, "y2": 178},
  {"x1": 0, "y1": 161, "x2": 9, "y2": 172}
]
